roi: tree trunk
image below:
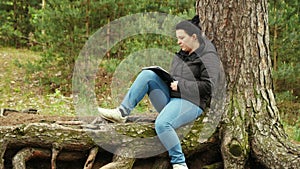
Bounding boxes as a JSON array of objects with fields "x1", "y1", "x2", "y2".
[{"x1": 196, "y1": 0, "x2": 300, "y2": 168}]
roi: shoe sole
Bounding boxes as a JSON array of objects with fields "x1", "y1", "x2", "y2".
[{"x1": 99, "y1": 114, "x2": 125, "y2": 123}]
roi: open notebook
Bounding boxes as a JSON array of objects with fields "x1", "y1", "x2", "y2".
[{"x1": 142, "y1": 66, "x2": 175, "y2": 85}]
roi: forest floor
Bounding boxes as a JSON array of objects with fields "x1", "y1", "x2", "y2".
[
  {"x1": 0, "y1": 47, "x2": 77, "y2": 126},
  {"x1": 0, "y1": 47, "x2": 299, "y2": 140}
]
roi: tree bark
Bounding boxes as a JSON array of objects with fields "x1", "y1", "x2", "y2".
[{"x1": 196, "y1": 0, "x2": 300, "y2": 168}]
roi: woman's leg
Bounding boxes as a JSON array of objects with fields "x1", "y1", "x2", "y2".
[
  {"x1": 155, "y1": 98, "x2": 203, "y2": 165},
  {"x1": 120, "y1": 70, "x2": 170, "y2": 115}
]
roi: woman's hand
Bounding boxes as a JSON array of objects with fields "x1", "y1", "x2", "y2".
[{"x1": 170, "y1": 81, "x2": 178, "y2": 91}]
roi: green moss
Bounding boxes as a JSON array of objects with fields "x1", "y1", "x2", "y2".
[
  {"x1": 114, "y1": 113, "x2": 206, "y2": 151},
  {"x1": 12, "y1": 125, "x2": 26, "y2": 136},
  {"x1": 181, "y1": 115, "x2": 205, "y2": 151},
  {"x1": 115, "y1": 123, "x2": 156, "y2": 138}
]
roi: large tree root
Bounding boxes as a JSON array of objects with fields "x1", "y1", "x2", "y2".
[
  {"x1": 0, "y1": 115, "x2": 220, "y2": 169},
  {"x1": 11, "y1": 147, "x2": 88, "y2": 169},
  {"x1": 100, "y1": 147, "x2": 135, "y2": 169},
  {"x1": 2, "y1": 113, "x2": 297, "y2": 169},
  {"x1": 12, "y1": 148, "x2": 51, "y2": 169},
  {"x1": 9, "y1": 113, "x2": 294, "y2": 169}
]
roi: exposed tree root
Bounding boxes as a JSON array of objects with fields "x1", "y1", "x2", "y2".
[
  {"x1": 100, "y1": 148, "x2": 135, "y2": 169},
  {"x1": 84, "y1": 147, "x2": 99, "y2": 169},
  {"x1": 0, "y1": 115, "x2": 219, "y2": 169},
  {"x1": 12, "y1": 148, "x2": 51, "y2": 169}
]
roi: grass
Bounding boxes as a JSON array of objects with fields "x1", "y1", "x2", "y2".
[
  {"x1": 277, "y1": 100, "x2": 300, "y2": 142},
  {"x1": 284, "y1": 122, "x2": 300, "y2": 142},
  {"x1": 0, "y1": 47, "x2": 74, "y2": 116}
]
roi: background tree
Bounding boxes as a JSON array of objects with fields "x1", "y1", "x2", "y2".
[
  {"x1": 269, "y1": 0, "x2": 300, "y2": 128},
  {"x1": 196, "y1": 0, "x2": 299, "y2": 168}
]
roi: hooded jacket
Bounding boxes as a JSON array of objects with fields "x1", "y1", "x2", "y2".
[{"x1": 169, "y1": 35, "x2": 221, "y2": 110}]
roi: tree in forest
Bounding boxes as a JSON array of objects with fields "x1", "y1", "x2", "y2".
[{"x1": 195, "y1": 0, "x2": 299, "y2": 168}]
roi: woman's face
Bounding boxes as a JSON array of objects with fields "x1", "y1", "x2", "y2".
[{"x1": 176, "y1": 29, "x2": 197, "y2": 53}]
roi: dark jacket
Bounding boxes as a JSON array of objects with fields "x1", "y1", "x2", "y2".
[{"x1": 169, "y1": 36, "x2": 221, "y2": 110}]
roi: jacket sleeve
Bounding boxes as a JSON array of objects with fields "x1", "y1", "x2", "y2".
[
  {"x1": 176, "y1": 71, "x2": 211, "y2": 101},
  {"x1": 179, "y1": 78, "x2": 211, "y2": 97}
]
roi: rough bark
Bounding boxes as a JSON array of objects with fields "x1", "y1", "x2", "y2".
[{"x1": 196, "y1": 0, "x2": 300, "y2": 168}]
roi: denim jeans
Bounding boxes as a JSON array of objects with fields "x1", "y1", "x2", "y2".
[{"x1": 120, "y1": 70, "x2": 203, "y2": 165}]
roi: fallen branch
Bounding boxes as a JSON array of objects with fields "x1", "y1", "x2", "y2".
[{"x1": 0, "y1": 108, "x2": 37, "y2": 117}]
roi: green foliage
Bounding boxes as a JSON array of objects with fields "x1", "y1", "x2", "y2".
[
  {"x1": 0, "y1": 0, "x2": 39, "y2": 47},
  {"x1": 0, "y1": 0, "x2": 195, "y2": 94},
  {"x1": 46, "y1": 89, "x2": 74, "y2": 116},
  {"x1": 268, "y1": 0, "x2": 299, "y2": 142},
  {"x1": 295, "y1": 126, "x2": 300, "y2": 142},
  {"x1": 100, "y1": 58, "x2": 121, "y2": 73},
  {"x1": 282, "y1": 118, "x2": 300, "y2": 142},
  {"x1": 269, "y1": 0, "x2": 300, "y2": 101},
  {"x1": 269, "y1": 0, "x2": 300, "y2": 61},
  {"x1": 273, "y1": 63, "x2": 300, "y2": 100}
]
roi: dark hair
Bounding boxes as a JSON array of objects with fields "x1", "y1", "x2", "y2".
[
  {"x1": 175, "y1": 15, "x2": 202, "y2": 36},
  {"x1": 189, "y1": 15, "x2": 202, "y2": 31}
]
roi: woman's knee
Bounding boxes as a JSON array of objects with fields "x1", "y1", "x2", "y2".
[
  {"x1": 155, "y1": 119, "x2": 171, "y2": 133},
  {"x1": 138, "y1": 70, "x2": 157, "y2": 80}
]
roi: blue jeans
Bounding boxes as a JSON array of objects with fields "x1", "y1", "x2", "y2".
[{"x1": 120, "y1": 70, "x2": 203, "y2": 164}]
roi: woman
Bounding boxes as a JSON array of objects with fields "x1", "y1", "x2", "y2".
[{"x1": 98, "y1": 15, "x2": 221, "y2": 169}]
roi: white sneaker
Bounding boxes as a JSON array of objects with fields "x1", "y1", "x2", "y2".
[
  {"x1": 173, "y1": 164, "x2": 188, "y2": 169},
  {"x1": 97, "y1": 107, "x2": 127, "y2": 123}
]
